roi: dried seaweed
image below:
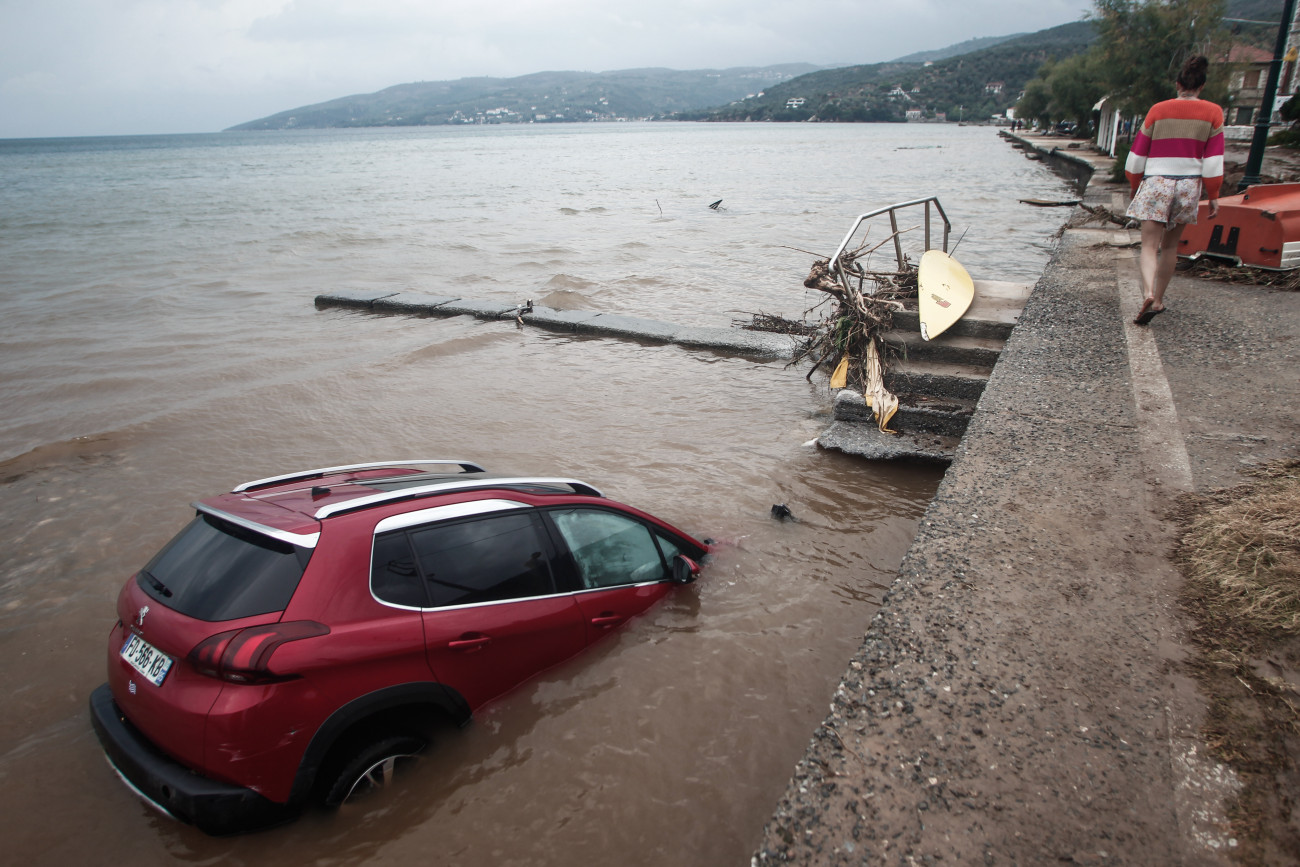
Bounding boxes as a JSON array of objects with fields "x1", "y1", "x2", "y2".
[
  {"x1": 1182, "y1": 258, "x2": 1300, "y2": 291},
  {"x1": 1177, "y1": 460, "x2": 1300, "y2": 635}
]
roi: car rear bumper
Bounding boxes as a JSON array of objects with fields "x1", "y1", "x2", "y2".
[{"x1": 88, "y1": 683, "x2": 297, "y2": 835}]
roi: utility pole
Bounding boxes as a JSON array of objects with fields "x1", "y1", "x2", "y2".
[{"x1": 1239, "y1": 0, "x2": 1300, "y2": 191}]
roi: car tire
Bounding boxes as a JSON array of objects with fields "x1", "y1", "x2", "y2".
[{"x1": 322, "y1": 735, "x2": 425, "y2": 806}]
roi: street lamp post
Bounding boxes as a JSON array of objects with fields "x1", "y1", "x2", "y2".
[{"x1": 1239, "y1": 0, "x2": 1299, "y2": 191}]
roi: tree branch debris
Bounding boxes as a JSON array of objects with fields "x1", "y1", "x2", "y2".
[{"x1": 737, "y1": 227, "x2": 920, "y2": 433}]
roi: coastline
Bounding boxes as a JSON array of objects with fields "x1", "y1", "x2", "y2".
[{"x1": 754, "y1": 135, "x2": 1300, "y2": 863}]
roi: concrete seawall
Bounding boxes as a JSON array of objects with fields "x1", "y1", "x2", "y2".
[
  {"x1": 753, "y1": 136, "x2": 1300, "y2": 864},
  {"x1": 1001, "y1": 131, "x2": 1105, "y2": 192}
]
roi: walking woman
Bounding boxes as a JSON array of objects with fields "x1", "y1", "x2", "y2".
[{"x1": 1124, "y1": 55, "x2": 1224, "y2": 325}]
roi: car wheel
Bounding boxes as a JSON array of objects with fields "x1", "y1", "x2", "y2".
[{"x1": 323, "y1": 735, "x2": 425, "y2": 806}]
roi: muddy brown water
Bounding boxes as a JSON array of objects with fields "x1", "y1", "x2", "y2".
[
  {"x1": 0, "y1": 123, "x2": 1073, "y2": 863},
  {"x1": 1, "y1": 329, "x2": 940, "y2": 865}
]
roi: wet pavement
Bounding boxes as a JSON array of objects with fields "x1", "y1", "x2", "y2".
[{"x1": 755, "y1": 140, "x2": 1300, "y2": 864}]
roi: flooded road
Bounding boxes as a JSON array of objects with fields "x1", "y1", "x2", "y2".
[{"x1": 0, "y1": 122, "x2": 1067, "y2": 863}]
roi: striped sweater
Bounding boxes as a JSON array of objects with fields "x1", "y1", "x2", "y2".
[{"x1": 1124, "y1": 97, "x2": 1225, "y2": 200}]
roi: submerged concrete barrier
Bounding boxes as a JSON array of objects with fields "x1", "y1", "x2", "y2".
[{"x1": 314, "y1": 290, "x2": 801, "y2": 361}]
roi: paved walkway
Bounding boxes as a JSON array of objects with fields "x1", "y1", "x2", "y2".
[{"x1": 754, "y1": 141, "x2": 1300, "y2": 864}]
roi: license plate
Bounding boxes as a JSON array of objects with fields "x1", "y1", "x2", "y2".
[{"x1": 120, "y1": 633, "x2": 174, "y2": 687}]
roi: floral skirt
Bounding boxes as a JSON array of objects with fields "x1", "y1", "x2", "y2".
[{"x1": 1125, "y1": 176, "x2": 1202, "y2": 227}]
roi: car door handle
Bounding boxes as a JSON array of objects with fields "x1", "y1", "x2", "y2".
[
  {"x1": 448, "y1": 635, "x2": 492, "y2": 652},
  {"x1": 590, "y1": 614, "x2": 624, "y2": 629}
]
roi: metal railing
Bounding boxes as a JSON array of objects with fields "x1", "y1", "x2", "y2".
[{"x1": 827, "y1": 196, "x2": 951, "y2": 275}]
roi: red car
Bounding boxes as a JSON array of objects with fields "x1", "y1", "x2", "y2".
[{"x1": 90, "y1": 461, "x2": 708, "y2": 834}]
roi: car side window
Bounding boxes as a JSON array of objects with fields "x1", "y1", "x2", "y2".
[
  {"x1": 549, "y1": 509, "x2": 669, "y2": 590},
  {"x1": 371, "y1": 531, "x2": 427, "y2": 608},
  {"x1": 407, "y1": 512, "x2": 554, "y2": 607}
]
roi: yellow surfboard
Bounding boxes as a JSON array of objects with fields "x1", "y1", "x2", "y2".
[{"x1": 917, "y1": 249, "x2": 974, "y2": 341}]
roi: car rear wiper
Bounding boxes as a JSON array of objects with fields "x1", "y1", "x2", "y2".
[{"x1": 141, "y1": 570, "x2": 173, "y2": 598}]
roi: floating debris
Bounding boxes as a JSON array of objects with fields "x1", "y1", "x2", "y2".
[
  {"x1": 511, "y1": 298, "x2": 534, "y2": 329},
  {"x1": 1019, "y1": 197, "x2": 1082, "y2": 207},
  {"x1": 732, "y1": 312, "x2": 821, "y2": 336}
]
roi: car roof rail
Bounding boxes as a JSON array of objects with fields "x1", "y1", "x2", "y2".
[
  {"x1": 233, "y1": 460, "x2": 487, "y2": 493},
  {"x1": 313, "y1": 476, "x2": 605, "y2": 519}
]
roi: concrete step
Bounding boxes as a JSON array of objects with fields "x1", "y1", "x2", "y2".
[
  {"x1": 880, "y1": 330, "x2": 1005, "y2": 368},
  {"x1": 884, "y1": 359, "x2": 993, "y2": 402},
  {"x1": 817, "y1": 279, "x2": 1031, "y2": 462},
  {"x1": 896, "y1": 396, "x2": 977, "y2": 437},
  {"x1": 833, "y1": 390, "x2": 977, "y2": 438},
  {"x1": 893, "y1": 278, "x2": 1031, "y2": 341}
]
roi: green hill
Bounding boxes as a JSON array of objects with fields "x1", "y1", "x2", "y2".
[
  {"x1": 684, "y1": 20, "x2": 1099, "y2": 123},
  {"x1": 889, "y1": 34, "x2": 1025, "y2": 64},
  {"x1": 227, "y1": 65, "x2": 822, "y2": 130}
]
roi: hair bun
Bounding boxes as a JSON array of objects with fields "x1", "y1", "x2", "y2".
[{"x1": 1177, "y1": 54, "x2": 1210, "y2": 90}]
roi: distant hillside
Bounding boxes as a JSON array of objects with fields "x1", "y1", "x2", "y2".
[
  {"x1": 1224, "y1": 0, "x2": 1291, "y2": 49},
  {"x1": 227, "y1": 65, "x2": 821, "y2": 130},
  {"x1": 890, "y1": 34, "x2": 1023, "y2": 64},
  {"x1": 683, "y1": 20, "x2": 1098, "y2": 123}
]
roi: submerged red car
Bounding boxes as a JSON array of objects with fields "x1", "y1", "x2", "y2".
[{"x1": 90, "y1": 461, "x2": 708, "y2": 834}]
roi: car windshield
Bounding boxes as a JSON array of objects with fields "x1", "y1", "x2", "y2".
[{"x1": 138, "y1": 513, "x2": 310, "y2": 621}]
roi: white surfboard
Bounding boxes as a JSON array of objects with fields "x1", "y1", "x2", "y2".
[{"x1": 918, "y1": 250, "x2": 975, "y2": 341}]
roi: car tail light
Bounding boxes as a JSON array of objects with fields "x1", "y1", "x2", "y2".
[{"x1": 189, "y1": 621, "x2": 330, "y2": 684}]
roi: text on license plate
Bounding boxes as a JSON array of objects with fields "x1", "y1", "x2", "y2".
[{"x1": 120, "y1": 634, "x2": 173, "y2": 687}]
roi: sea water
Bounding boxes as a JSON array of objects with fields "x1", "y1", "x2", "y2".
[{"x1": 0, "y1": 122, "x2": 1073, "y2": 866}]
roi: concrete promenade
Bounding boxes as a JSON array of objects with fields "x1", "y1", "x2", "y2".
[{"x1": 753, "y1": 138, "x2": 1300, "y2": 863}]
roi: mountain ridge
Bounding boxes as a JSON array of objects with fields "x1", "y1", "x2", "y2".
[
  {"x1": 227, "y1": 64, "x2": 823, "y2": 130},
  {"x1": 228, "y1": 19, "x2": 1101, "y2": 131},
  {"x1": 690, "y1": 20, "x2": 1097, "y2": 123}
]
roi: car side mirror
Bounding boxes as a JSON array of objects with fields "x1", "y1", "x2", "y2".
[{"x1": 671, "y1": 555, "x2": 699, "y2": 585}]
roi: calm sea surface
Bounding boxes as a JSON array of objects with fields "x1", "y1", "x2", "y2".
[{"x1": 0, "y1": 123, "x2": 1072, "y2": 865}]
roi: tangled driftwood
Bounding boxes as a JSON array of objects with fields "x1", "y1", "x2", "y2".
[
  {"x1": 741, "y1": 228, "x2": 920, "y2": 433},
  {"x1": 1062, "y1": 203, "x2": 1132, "y2": 231}
]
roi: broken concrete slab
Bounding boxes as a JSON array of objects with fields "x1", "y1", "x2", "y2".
[
  {"x1": 577, "y1": 313, "x2": 681, "y2": 342},
  {"x1": 817, "y1": 418, "x2": 958, "y2": 462},
  {"x1": 313, "y1": 294, "x2": 802, "y2": 360},
  {"x1": 673, "y1": 325, "x2": 801, "y2": 359},
  {"x1": 521, "y1": 305, "x2": 602, "y2": 329},
  {"x1": 314, "y1": 289, "x2": 401, "y2": 309},
  {"x1": 433, "y1": 298, "x2": 523, "y2": 319},
  {"x1": 371, "y1": 293, "x2": 461, "y2": 313}
]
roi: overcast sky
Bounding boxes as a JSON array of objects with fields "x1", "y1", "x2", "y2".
[{"x1": 0, "y1": 0, "x2": 1095, "y2": 139}]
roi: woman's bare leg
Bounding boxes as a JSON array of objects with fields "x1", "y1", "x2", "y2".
[
  {"x1": 1137, "y1": 220, "x2": 1186, "y2": 319},
  {"x1": 1151, "y1": 222, "x2": 1186, "y2": 309}
]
